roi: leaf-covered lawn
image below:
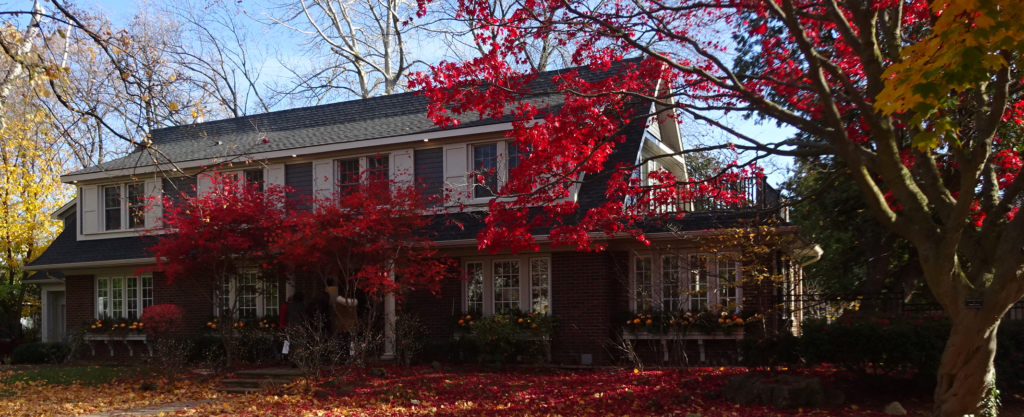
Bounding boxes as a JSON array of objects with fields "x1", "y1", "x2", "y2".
[
  {"x1": 0, "y1": 365, "x2": 935, "y2": 416},
  {"x1": 195, "y1": 367, "x2": 895, "y2": 416},
  {"x1": 4, "y1": 366, "x2": 140, "y2": 386},
  {"x1": 0, "y1": 368, "x2": 216, "y2": 416}
]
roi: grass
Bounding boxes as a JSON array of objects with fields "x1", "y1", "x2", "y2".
[{"x1": 1, "y1": 366, "x2": 142, "y2": 387}]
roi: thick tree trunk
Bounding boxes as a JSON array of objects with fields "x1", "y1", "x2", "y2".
[{"x1": 933, "y1": 312, "x2": 1000, "y2": 417}]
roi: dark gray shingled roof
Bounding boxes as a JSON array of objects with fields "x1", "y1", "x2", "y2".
[
  {"x1": 27, "y1": 217, "x2": 157, "y2": 268},
  {"x1": 68, "y1": 60, "x2": 643, "y2": 176}
]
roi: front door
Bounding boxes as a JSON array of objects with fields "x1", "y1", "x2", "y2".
[{"x1": 46, "y1": 291, "x2": 66, "y2": 341}]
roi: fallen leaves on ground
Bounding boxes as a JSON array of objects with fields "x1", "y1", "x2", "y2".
[
  {"x1": 0, "y1": 369, "x2": 218, "y2": 416},
  {"x1": 191, "y1": 366, "x2": 891, "y2": 416}
]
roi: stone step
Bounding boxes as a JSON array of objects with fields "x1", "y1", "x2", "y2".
[
  {"x1": 214, "y1": 386, "x2": 262, "y2": 394},
  {"x1": 235, "y1": 367, "x2": 305, "y2": 378},
  {"x1": 221, "y1": 378, "x2": 297, "y2": 388}
]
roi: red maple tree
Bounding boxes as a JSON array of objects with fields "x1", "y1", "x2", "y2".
[
  {"x1": 145, "y1": 172, "x2": 290, "y2": 365},
  {"x1": 411, "y1": 0, "x2": 1024, "y2": 415},
  {"x1": 274, "y1": 176, "x2": 454, "y2": 304}
]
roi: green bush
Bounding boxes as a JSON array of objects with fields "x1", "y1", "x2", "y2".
[
  {"x1": 798, "y1": 312, "x2": 1024, "y2": 388},
  {"x1": 187, "y1": 335, "x2": 226, "y2": 364},
  {"x1": 11, "y1": 342, "x2": 71, "y2": 364},
  {"x1": 740, "y1": 332, "x2": 800, "y2": 369},
  {"x1": 800, "y1": 312, "x2": 948, "y2": 380},
  {"x1": 996, "y1": 320, "x2": 1024, "y2": 388},
  {"x1": 469, "y1": 312, "x2": 555, "y2": 365}
]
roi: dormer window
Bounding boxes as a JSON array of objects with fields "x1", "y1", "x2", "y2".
[{"x1": 104, "y1": 183, "x2": 146, "y2": 231}]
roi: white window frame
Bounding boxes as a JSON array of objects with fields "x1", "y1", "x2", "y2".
[
  {"x1": 102, "y1": 182, "x2": 148, "y2": 231},
  {"x1": 629, "y1": 252, "x2": 742, "y2": 313},
  {"x1": 462, "y1": 255, "x2": 551, "y2": 316},
  {"x1": 468, "y1": 140, "x2": 523, "y2": 203},
  {"x1": 95, "y1": 275, "x2": 154, "y2": 319},
  {"x1": 334, "y1": 154, "x2": 391, "y2": 195},
  {"x1": 215, "y1": 273, "x2": 280, "y2": 319}
]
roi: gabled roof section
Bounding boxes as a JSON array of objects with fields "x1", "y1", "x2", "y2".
[{"x1": 66, "y1": 59, "x2": 645, "y2": 179}]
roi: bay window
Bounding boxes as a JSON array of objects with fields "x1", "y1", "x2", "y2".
[
  {"x1": 463, "y1": 257, "x2": 550, "y2": 315},
  {"x1": 96, "y1": 275, "x2": 154, "y2": 319},
  {"x1": 631, "y1": 253, "x2": 742, "y2": 313}
]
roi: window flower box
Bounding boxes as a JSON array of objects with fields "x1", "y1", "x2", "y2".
[
  {"x1": 620, "y1": 327, "x2": 745, "y2": 364},
  {"x1": 84, "y1": 332, "x2": 152, "y2": 357}
]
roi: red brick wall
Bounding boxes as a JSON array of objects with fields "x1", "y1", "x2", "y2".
[
  {"x1": 153, "y1": 272, "x2": 215, "y2": 337},
  {"x1": 66, "y1": 275, "x2": 94, "y2": 333},
  {"x1": 549, "y1": 251, "x2": 630, "y2": 366},
  {"x1": 403, "y1": 260, "x2": 462, "y2": 339}
]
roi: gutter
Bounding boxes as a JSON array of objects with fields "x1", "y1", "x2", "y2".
[
  {"x1": 793, "y1": 244, "x2": 824, "y2": 267},
  {"x1": 23, "y1": 257, "x2": 157, "y2": 271}
]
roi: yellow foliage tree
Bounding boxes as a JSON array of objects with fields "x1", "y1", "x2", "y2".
[{"x1": 0, "y1": 95, "x2": 71, "y2": 337}]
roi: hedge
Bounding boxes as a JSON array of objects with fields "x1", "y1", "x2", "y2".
[
  {"x1": 751, "y1": 312, "x2": 1024, "y2": 388},
  {"x1": 11, "y1": 342, "x2": 71, "y2": 365}
]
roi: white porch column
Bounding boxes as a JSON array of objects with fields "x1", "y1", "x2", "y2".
[{"x1": 381, "y1": 268, "x2": 396, "y2": 360}]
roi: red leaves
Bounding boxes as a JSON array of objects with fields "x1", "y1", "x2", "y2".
[
  {"x1": 138, "y1": 304, "x2": 184, "y2": 337},
  {"x1": 273, "y1": 178, "x2": 455, "y2": 300},
  {"x1": 146, "y1": 173, "x2": 290, "y2": 286}
]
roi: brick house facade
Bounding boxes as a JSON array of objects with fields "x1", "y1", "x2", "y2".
[{"x1": 25, "y1": 62, "x2": 818, "y2": 365}]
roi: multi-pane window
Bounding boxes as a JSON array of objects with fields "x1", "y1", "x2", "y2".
[
  {"x1": 127, "y1": 183, "x2": 146, "y2": 228},
  {"x1": 634, "y1": 257, "x2": 654, "y2": 311},
  {"x1": 368, "y1": 156, "x2": 389, "y2": 184},
  {"x1": 103, "y1": 186, "x2": 122, "y2": 231},
  {"x1": 102, "y1": 183, "x2": 148, "y2": 231},
  {"x1": 662, "y1": 256, "x2": 683, "y2": 311},
  {"x1": 463, "y1": 257, "x2": 551, "y2": 316},
  {"x1": 338, "y1": 159, "x2": 360, "y2": 195},
  {"x1": 688, "y1": 255, "x2": 710, "y2": 311},
  {"x1": 630, "y1": 253, "x2": 742, "y2": 313},
  {"x1": 95, "y1": 276, "x2": 154, "y2": 319},
  {"x1": 718, "y1": 257, "x2": 740, "y2": 309},
  {"x1": 493, "y1": 260, "x2": 521, "y2": 313},
  {"x1": 530, "y1": 259, "x2": 550, "y2": 314},
  {"x1": 337, "y1": 155, "x2": 390, "y2": 195},
  {"x1": 466, "y1": 262, "x2": 484, "y2": 315},
  {"x1": 473, "y1": 144, "x2": 499, "y2": 198},
  {"x1": 216, "y1": 274, "x2": 279, "y2": 319},
  {"x1": 264, "y1": 281, "x2": 279, "y2": 317},
  {"x1": 244, "y1": 169, "x2": 265, "y2": 192},
  {"x1": 237, "y1": 273, "x2": 259, "y2": 319}
]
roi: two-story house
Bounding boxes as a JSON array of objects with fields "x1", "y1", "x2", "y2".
[{"x1": 24, "y1": 63, "x2": 817, "y2": 365}]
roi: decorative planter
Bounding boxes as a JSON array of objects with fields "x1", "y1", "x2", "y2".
[
  {"x1": 621, "y1": 328, "x2": 744, "y2": 363},
  {"x1": 84, "y1": 333, "x2": 152, "y2": 357}
]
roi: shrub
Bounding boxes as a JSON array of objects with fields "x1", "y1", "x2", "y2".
[
  {"x1": 740, "y1": 332, "x2": 801, "y2": 370},
  {"x1": 800, "y1": 312, "x2": 948, "y2": 381},
  {"x1": 470, "y1": 311, "x2": 555, "y2": 365},
  {"x1": 187, "y1": 335, "x2": 226, "y2": 365},
  {"x1": 11, "y1": 342, "x2": 71, "y2": 364},
  {"x1": 996, "y1": 320, "x2": 1024, "y2": 388},
  {"x1": 139, "y1": 304, "x2": 185, "y2": 337}
]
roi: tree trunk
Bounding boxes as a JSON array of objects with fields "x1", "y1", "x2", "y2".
[{"x1": 933, "y1": 311, "x2": 1000, "y2": 417}]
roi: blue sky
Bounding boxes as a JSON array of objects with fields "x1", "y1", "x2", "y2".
[{"x1": 22, "y1": 0, "x2": 797, "y2": 186}]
